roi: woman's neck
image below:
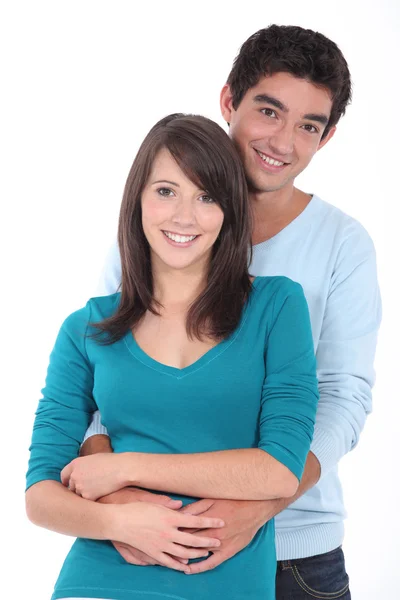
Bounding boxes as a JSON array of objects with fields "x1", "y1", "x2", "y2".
[{"x1": 152, "y1": 261, "x2": 208, "y2": 310}]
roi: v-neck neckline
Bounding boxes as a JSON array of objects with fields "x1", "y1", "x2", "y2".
[
  {"x1": 252, "y1": 194, "x2": 319, "y2": 251},
  {"x1": 122, "y1": 277, "x2": 262, "y2": 379}
]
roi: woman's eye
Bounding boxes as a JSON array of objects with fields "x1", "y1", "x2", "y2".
[
  {"x1": 261, "y1": 108, "x2": 277, "y2": 118},
  {"x1": 157, "y1": 188, "x2": 174, "y2": 197},
  {"x1": 199, "y1": 195, "x2": 214, "y2": 203}
]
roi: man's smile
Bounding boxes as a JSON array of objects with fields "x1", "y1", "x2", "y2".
[{"x1": 254, "y1": 148, "x2": 290, "y2": 173}]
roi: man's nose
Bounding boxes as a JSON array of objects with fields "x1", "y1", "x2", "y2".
[{"x1": 269, "y1": 124, "x2": 294, "y2": 156}]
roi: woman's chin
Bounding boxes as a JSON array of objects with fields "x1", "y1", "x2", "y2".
[
  {"x1": 151, "y1": 247, "x2": 212, "y2": 274},
  {"x1": 157, "y1": 258, "x2": 203, "y2": 272}
]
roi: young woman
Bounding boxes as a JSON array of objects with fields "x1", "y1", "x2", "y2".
[{"x1": 26, "y1": 113, "x2": 319, "y2": 600}]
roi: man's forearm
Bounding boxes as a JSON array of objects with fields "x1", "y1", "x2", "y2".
[
  {"x1": 80, "y1": 434, "x2": 113, "y2": 456},
  {"x1": 121, "y1": 448, "x2": 299, "y2": 501}
]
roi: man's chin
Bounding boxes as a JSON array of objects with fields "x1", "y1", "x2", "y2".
[{"x1": 247, "y1": 177, "x2": 291, "y2": 195}]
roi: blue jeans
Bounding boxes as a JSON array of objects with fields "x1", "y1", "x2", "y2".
[{"x1": 276, "y1": 546, "x2": 351, "y2": 599}]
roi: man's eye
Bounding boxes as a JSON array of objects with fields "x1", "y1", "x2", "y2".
[
  {"x1": 302, "y1": 124, "x2": 318, "y2": 133},
  {"x1": 157, "y1": 188, "x2": 174, "y2": 197},
  {"x1": 261, "y1": 108, "x2": 277, "y2": 118}
]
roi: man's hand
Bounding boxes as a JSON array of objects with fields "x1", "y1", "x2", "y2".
[
  {"x1": 179, "y1": 498, "x2": 280, "y2": 574},
  {"x1": 97, "y1": 487, "x2": 183, "y2": 509},
  {"x1": 178, "y1": 452, "x2": 321, "y2": 574}
]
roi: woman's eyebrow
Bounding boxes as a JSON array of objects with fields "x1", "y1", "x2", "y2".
[{"x1": 151, "y1": 179, "x2": 180, "y2": 186}]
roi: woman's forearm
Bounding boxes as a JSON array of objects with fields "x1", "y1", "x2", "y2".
[
  {"x1": 26, "y1": 480, "x2": 114, "y2": 539},
  {"x1": 122, "y1": 448, "x2": 299, "y2": 501}
]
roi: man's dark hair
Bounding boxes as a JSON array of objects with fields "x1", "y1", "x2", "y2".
[
  {"x1": 227, "y1": 24, "x2": 352, "y2": 137},
  {"x1": 93, "y1": 113, "x2": 252, "y2": 344}
]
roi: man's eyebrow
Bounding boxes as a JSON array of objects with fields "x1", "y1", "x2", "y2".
[
  {"x1": 253, "y1": 94, "x2": 287, "y2": 112},
  {"x1": 253, "y1": 94, "x2": 329, "y2": 126},
  {"x1": 151, "y1": 180, "x2": 180, "y2": 186},
  {"x1": 302, "y1": 113, "x2": 329, "y2": 126}
]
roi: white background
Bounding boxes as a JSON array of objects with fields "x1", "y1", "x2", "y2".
[{"x1": 1, "y1": 1, "x2": 399, "y2": 598}]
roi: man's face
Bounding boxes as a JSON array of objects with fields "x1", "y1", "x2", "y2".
[{"x1": 220, "y1": 72, "x2": 336, "y2": 194}]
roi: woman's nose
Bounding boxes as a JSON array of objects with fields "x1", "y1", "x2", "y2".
[{"x1": 171, "y1": 199, "x2": 196, "y2": 226}]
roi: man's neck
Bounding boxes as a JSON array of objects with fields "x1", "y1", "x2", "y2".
[{"x1": 250, "y1": 186, "x2": 312, "y2": 245}]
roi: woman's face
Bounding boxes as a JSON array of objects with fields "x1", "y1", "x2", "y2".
[{"x1": 141, "y1": 148, "x2": 224, "y2": 274}]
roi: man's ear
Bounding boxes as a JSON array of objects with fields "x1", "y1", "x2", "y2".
[
  {"x1": 318, "y1": 125, "x2": 337, "y2": 151},
  {"x1": 220, "y1": 84, "x2": 234, "y2": 125}
]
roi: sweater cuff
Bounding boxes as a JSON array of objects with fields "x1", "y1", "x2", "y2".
[
  {"x1": 82, "y1": 411, "x2": 109, "y2": 444},
  {"x1": 310, "y1": 426, "x2": 340, "y2": 478}
]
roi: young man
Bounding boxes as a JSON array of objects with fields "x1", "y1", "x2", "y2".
[{"x1": 81, "y1": 25, "x2": 381, "y2": 599}]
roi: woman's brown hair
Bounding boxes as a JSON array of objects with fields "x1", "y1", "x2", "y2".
[{"x1": 94, "y1": 113, "x2": 252, "y2": 343}]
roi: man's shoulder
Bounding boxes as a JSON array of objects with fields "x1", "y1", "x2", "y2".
[{"x1": 313, "y1": 195, "x2": 375, "y2": 252}]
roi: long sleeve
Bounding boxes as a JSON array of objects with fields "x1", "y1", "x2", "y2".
[
  {"x1": 258, "y1": 281, "x2": 319, "y2": 481},
  {"x1": 26, "y1": 303, "x2": 98, "y2": 490},
  {"x1": 82, "y1": 409, "x2": 108, "y2": 441},
  {"x1": 311, "y1": 225, "x2": 382, "y2": 477}
]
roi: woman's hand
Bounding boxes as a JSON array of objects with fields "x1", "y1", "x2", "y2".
[
  {"x1": 98, "y1": 488, "x2": 186, "y2": 567},
  {"x1": 61, "y1": 453, "x2": 127, "y2": 500},
  {"x1": 109, "y1": 501, "x2": 225, "y2": 573}
]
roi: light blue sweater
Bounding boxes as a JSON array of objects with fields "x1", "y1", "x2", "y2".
[{"x1": 86, "y1": 195, "x2": 382, "y2": 560}]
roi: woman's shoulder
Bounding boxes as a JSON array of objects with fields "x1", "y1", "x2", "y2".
[
  {"x1": 61, "y1": 293, "x2": 121, "y2": 335},
  {"x1": 88, "y1": 292, "x2": 121, "y2": 319},
  {"x1": 252, "y1": 275, "x2": 305, "y2": 301},
  {"x1": 249, "y1": 276, "x2": 307, "y2": 322},
  {"x1": 248, "y1": 277, "x2": 311, "y2": 343},
  {"x1": 241, "y1": 276, "x2": 309, "y2": 342},
  {"x1": 245, "y1": 276, "x2": 305, "y2": 326}
]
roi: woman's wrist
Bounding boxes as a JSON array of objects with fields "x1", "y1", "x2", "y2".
[
  {"x1": 105, "y1": 501, "x2": 145, "y2": 544},
  {"x1": 98, "y1": 501, "x2": 124, "y2": 541},
  {"x1": 120, "y1": 452, "x2": 146, "y2": 488}
]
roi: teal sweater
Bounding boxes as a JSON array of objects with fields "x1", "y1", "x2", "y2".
[
  {"x1": 26, "y1": 276, "x2": 319, "y2": 600},
  {"x1": 86, "y1": 196, "x2": 382, "y2": 560}
]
